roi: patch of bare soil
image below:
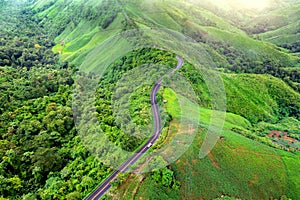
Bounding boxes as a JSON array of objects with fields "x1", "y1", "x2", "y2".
[{"x1": 208, "y1": 152, "x2": 220, "y2": 168}]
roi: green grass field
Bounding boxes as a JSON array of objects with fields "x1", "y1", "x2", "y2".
[
  {"x1": 31, "y1": 0, "x2": 300, "y2": 70},
  {"x1": 110, "y1": 85, "x2": 299, "y2": 199},
  {"x1": 254, "y1": 4, "x2": 300, "y2": 47},
  {"x1": 107, "y1": 86, "x2": 299, "y2": 200}
]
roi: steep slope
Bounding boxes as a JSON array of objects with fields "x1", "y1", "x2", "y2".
[
  {"x1": 253, "y1": 3, "x2": 300, "y2": 53},
  {"x1": 30, "y1": 0, "x2": 300, "y2": 67},
  {"x1": 30, "y1": 0, "x2": 300, "y2": 94},
  {"x1": 29, "y1": 0, "x2": 124, "y2": 65},
  {"x1": 110, "y1": 86, "x2": 300, "y2": 200},
  {"x1": 1, "y1": 0, "x2": 299, "y2": 199}
]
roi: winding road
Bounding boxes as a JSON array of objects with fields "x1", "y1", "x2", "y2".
[{"x1": 85, "y1": 55, "x2": 184, "y2": 200}]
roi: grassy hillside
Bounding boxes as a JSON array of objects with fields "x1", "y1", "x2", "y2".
[
  {"x1": 35, "y1": 0, "x2": 299, "y2": 92},
  {"x1": 90, "y1": 51, "x2": 300, "y2": 200},
  {"x1": 222, "y1": 74, "x2": 300, "y2": 123},
  {"x1": 253, "y1": 4, "x2": 300, "y2": 51},
  {"x1": 1, "y1": 0, "x2": 298, "y2": 199},
  {"x1": 116, "y1": 130, "x2": 297, "y2": 199},
  {"x1": 110, "y1": 87, "x2": 300, "y2": 200},
  {"x1": 124, "y1": 0, "x2": 299, "y2": 63},
  {"x1": 29, "y1": 0, "x2": 124, "y2": 66},
  {"x1": 30, "y1": 0, "x2": 300, "y2": 69}
]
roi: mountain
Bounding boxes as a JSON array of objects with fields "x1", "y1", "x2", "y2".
[
  {"x1": 0, "y1": 0, "x2": 299, "y2": 199},
  {"x1": 31, "y1": 0, "x2": 300, "y2": 91}
]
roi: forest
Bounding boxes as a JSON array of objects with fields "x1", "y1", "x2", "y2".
[
  {"x1": 0, "y1": 1, "x2": 102, "y2": 199},
  {"x1": 0, "y1": 2, "x2": 181, "y2": 198}
]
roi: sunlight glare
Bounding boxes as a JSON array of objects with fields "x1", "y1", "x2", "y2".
[{"x1": 235, "y1": 0, "x2": 271, "y2": 10}]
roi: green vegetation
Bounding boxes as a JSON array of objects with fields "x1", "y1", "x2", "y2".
[
  {"x1": 0, "y1": 1, "x2": 109, "y2": 199},
  {"x1": 0, "y1": 6, "x2": 60, "y2": 70},
  {"x1": 94, "y1": 48, "x2": 176, "y2": 151},
  {"x1": 252, "y1": 4, "x2": 300, "y2": 52},
  {"x1": 111, "y1": 86, "x2": 299, "y2": 199},
  {"x1": 222, "y1": 74, "x2": 300, "y2": 123},
  {"x1": 0, "y1": 0, "x2": 299, "y2": 199},
  {"x1": 121, "y1": 0, "x2": 300, "y2": 92},
  {"x1": 28, "y1": 0, "x2": 124, "y2": 66}
]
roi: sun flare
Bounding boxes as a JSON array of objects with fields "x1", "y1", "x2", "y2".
[{"x1": 235, "y1": 0, "x2": 271, "y2": 10}]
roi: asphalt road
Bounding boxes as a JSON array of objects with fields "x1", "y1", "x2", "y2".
[{"x1": 85, "y1": 55, "x2": 184, "y2": 200}]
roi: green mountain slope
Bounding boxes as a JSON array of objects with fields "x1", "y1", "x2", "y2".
[
  {"x1": 253, "y1": 4, "x2": 300, "y2": 50},
  {"x1": 111, "y1": 86, "x2": 300, "y2": 200},
  {"x1": 31, "y1": 0, "x2": 300, "y2": 93},
  {"x1": 0, "y1": 0, "x2": 299, "y2": 199},
  {"x1": 28, "y1": 0, "x2": 300, "y2": 199},
  {"x1": 30, "y1": 0, "x2": 300, "y2": 67}
]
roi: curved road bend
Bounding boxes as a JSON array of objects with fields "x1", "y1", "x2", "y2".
[{"x1": 86, "y1": 55, "x2": 184, "y2": 200}]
